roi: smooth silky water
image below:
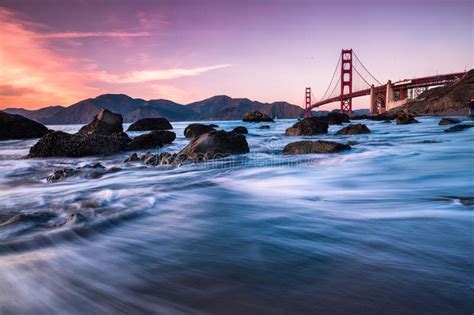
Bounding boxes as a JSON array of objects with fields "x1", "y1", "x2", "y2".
[{"x1": 0, "y1": 118, "x2": 473, "y2": 314}]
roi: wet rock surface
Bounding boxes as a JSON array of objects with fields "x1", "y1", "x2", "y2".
[
  {"x1": 285, "y1": 118, "x2": 329, "y2": 136},
  {"x1": 0, "y1": 111, "x2": 49, "y2": 141},
  {"x1": 336, "y1": 123, "x2": 371, "y2": 135},
  {"x1": 78, "y1": 109, "x2": 124, "y2": 135},
  {"x1": 127, "y1": 118, "x2": 173, "y2": 131},
  {"x1": 184, "y1": 123, "x2": 216, "y2": 138},
  {"x1": 283, "y1": 140, "x2": 351, "y2": 155},
  {"x1": 127, "y1": 131, "x2": 176, "y2": 150},
  {"x1": 444, "y1": 124, "x2": 474, "y2": 132},
  {"x1": 27, "y1": 131, "x2": 131, "y2": 158},
  {"x1": 396, "y1": 112, "x2": 419, "y2": 125},
  {"x1": 179, "y1": 130, "x2": 249, "y2": 161},
  {"x1": 232, "y1": 126, "x2": 248, "y2": 134},
  {"x1": 242, "y1": 111, "x2": 274, "y2": 122}
]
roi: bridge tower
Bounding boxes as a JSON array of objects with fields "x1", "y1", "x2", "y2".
[
  {"x1": 340, "y1": 49, "x2": 353, "y2": 114},
  {"x1": 304, "y1": 87, "x2": 312, "y2": 118}
]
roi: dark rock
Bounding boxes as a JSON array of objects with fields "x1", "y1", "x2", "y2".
[
  {"x1": 0, "y1": 212, "x2": 56, "y2": 227},
  {"x1": 259, "y1": 125, "x2": 271, "y2": 129},
  {"x1": 0, "y1": 111, "x2": 49, "y2": 140},
  {"x1": 46, "y1": 168, "x2": 80, "y2": 182},
  {"x1": 444, "y1": 124, "x2": 474, "y2": 132},
  {"x1": 178, "y1": 130, "x2": 249, "y2": 161},
  {"x1": 124, "y1": 153, "x2": 139, "y2": 162},
  {"x1": 285, "y1": 118, "x2": 329, "y2": 136},
  {"x1": 336, "y1": 123, "x2": 371, "y2": 135},
  {"x1": 127, "y1": 117, "x2": 173, "y2": 131},
  {"x1": 232, "y1": 126, "x2": 248, "y2": 134},
  {"x1": 87, "y1": 167, "x2": 121, "y2": 179},
  {"x1": 78, "y1": 108, "x2": 123, "y2": 135},
  {"x1": 283, "y1": 140, "x2": 351, "y2": 155},
  {"x1": 438, "y1": 117, "x2": 461, "y2": 125},
  {"x1": 127, "y1": 130, "x2": 176, "y2": 150},
  {"x1": 184, "y1": 123, "x2": 216, "y2": 138},
  {"x1": 80, "y1": 162, "x2": 105, "y2": 169},
  {"x1": 28, "y1": 130, "x2": 130, "y2": 158},
  {"x1": 242, "y1": 111, "x2": 274, "y2": 122},
  {"x1": 209, "y1": 124, "x2": 219, "y2": 128},
  {"x1": 143, "y1": 152, "x2": 182, "y2": 166},
  {"x1": 396, "y1": 112, "x2": 419, "y2": 125}
]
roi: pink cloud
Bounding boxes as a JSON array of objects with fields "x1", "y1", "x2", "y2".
[
  {"x1": 35, "y1": 31, "x2": 151, "y2": 39},
  {"x1": 97, "y1": 64, "x2": 232, "y2": 84}
]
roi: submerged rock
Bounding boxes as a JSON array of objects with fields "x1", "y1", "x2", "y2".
[
  {"x1": 127, "y1": 130, "x2": 176, "y2": 150},
  {"x1": 438, "y1": 117, "x2": 461, "y2": 125},
  {"x1": 232, "y1": 126, "x2": 248, "y2": 134},
  {"x1": 179, "y1": 130, "x2": 249, "y2": 161},
  {"x1": 46, "y1": 168, "x2": 80, "y2": 182},
  {"x1": 396, "y1": 112, "x2": 419, "y2": 125},
  {"x1": 259, "y1": 125, "x2": 271, "y2": 129},
  {"x1": 124, "y1": 153, "x2": 139, "y2": 162},
  {"x1": 382, "y1": 120, "x2": 392, "y2": 123},
  {"x1": 285, "y1": 118, "x2": 329, "y2": 136},
  {"x1": 322, "y1": 112, "x2": 350, "y2": 125},
  {"x1": 184, "y1": 123, "x2": 216, "y2": 138},
  {"x1": 336, "y1": 123, "x2": 371, "y2": 135},
  {"x1": 283, "y1": 140, "x2": 351, "y2": 155},
  {"x1": 444, "y1": 124, "x2": 474, "y2": 132},
  {"x1": 78, "y1": 109, "x2": 123, "y2": 135},
  {"x1": 0, "y1": 111, "x2": 49, "y2": 141},
  {"x1": 127, "y1": 118, "x2": 173, "y2": 131},
  {"x1": 242, "y1": 111, "x2": 274, "y2": 122}
]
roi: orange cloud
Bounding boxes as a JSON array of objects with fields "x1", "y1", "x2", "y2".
[
  {"x1": 0, "y1": 8, "x2": 231, "y2": 109},
  {"x1": 0, "y1": 8, "x2": 100, "y2": 108}
]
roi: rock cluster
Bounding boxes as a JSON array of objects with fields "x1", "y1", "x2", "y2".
[{"x1": 27, "y1": 109, "x2": 175, "y2": 158}]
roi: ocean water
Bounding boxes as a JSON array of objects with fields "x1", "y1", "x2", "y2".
[{"x1": 0, "y1": 117, "x2": 473, "y2": 314}]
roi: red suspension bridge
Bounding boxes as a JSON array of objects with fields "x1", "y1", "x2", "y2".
[{"x1": 304, "y1": 49, "x2": 466, "y2": 117}]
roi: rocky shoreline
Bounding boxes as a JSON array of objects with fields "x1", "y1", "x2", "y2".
[{"x1": 0, "y1": 108, "x2": 473, "y2": 182}]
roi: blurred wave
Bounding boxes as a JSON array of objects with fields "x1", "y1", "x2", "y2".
[{"x1": 0, "y1": 117, "x2": 473, "y2": 314}]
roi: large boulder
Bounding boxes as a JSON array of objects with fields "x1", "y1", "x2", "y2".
[
  {"x1": 0, "y1": 111, "x2": 49, "y2": 140},
  {"x1": 283, "y1": 140, "x2": 351, "y2": 155},
  {"x1": 178, "y1": 130, "x2": 249, "y2": 161},
  {"x1": 336, "y1": 123, "x2": 371, "y2": 135},
  {"x1": 27, "y1": 131, "x2": 130, "y2": 158},
  {"x1": 444, "y1": 124, "x2": 474, "y2": 132},
  {"x1": 232, "y1": 126, "x2": 248, "y2": 134},
  {"x1": 127, "y1": 131, "x2": 176, "y2": 150},
  {"x1": 242, "y1": 111, "x2": 274, "y2": 122},
  {"x1": 127, "y1": 118, "x2": 173, "y2": 131},
  {"x1": 396, "y1": 112, "x2": 419, "y2": 125},
  {"x1": 78, "y1": 108, "x2": 123, "y2": 135},
  {"x1": 285, "y1": 118, "x2": 329, "y2": 136},
  {"x1": 438, "y1": 117, "x2": 460, "y2": 125},
  {"x1": 184, "y1": 123, "x2": 216, "y2": 138}
]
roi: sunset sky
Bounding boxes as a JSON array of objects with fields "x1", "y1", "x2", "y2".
[{"x1": 0, "y1": 0, "x2": 472, "y2": 110}]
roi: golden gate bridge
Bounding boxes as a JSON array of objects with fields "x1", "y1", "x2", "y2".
[{"x1": 304, "y1": 49, "x2": 466, "y2": 117}]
